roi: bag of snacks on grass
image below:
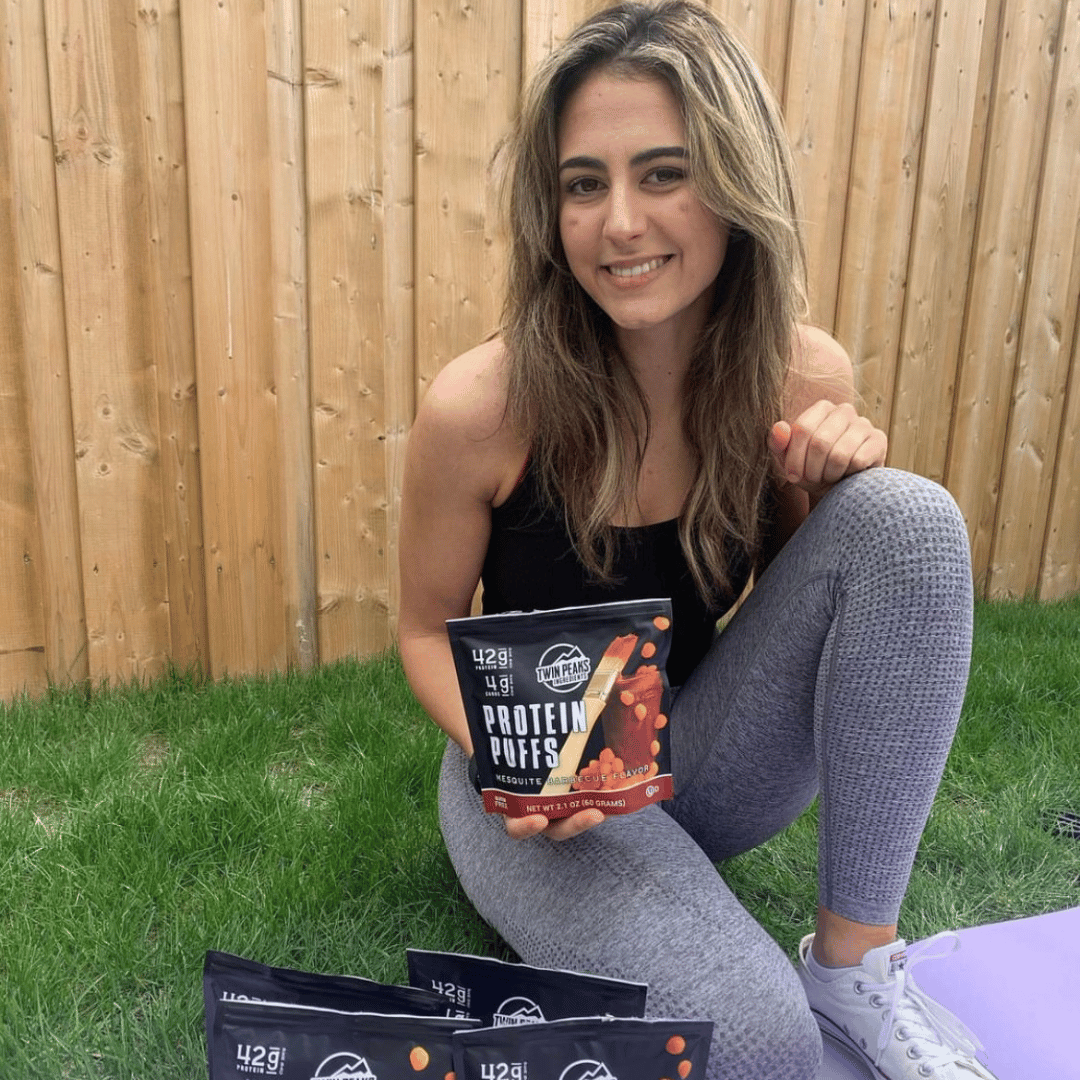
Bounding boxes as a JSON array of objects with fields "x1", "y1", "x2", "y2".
[
  {"x1": 406, "y1": 949, "x2": 647, "y2": 1025},
  {"x1": 203, "y1": 952, "x2": 451, "y2": 1079},
  {"x1": 452, "y1": 1016, "x2": 713, "y2": 1080},
  {"x1": 447, "y1": 599, "x2": 674, "y2": 819},
  {"x1": 209, "y1": 998, "x2": 478, "y2": 1080}
]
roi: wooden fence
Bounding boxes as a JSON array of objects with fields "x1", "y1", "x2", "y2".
[{"x1": 1, "y1": 0, "x2": 1078, "y2": 702}]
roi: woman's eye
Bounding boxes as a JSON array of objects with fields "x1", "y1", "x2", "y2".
[
  {"x1": 566, "y1": 176, "x2": 602, "y2": 196},
  {"x1": 647, "y1": 166, "x2": 684, "y2": 185}
]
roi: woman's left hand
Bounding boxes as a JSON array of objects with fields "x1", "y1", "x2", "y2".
[{"x1": 768, "y1": 400, "x2": 887, "y2": 499}]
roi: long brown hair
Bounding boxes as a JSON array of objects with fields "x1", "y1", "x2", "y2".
[{"x1": 500, "y1": 0, "x2": 807, "y2": 602}]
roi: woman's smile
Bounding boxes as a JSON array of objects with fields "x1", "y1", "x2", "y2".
[{"x1": 605, "y1": 255, "x2": 673, "y2": 280}]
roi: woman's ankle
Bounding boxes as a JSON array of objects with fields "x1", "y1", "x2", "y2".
[{"x1": 811, "y1": 906, "x2": 898, "y2": 968}]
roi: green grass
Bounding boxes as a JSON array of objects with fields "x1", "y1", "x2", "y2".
[{"x1": 2, "y1": 599, "x2": 1078, "y2": 1078}]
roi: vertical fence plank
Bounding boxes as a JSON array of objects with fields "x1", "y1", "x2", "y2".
[
  {"x1": 267, "y1": 0, "x2": 317, "y2": 669},
  {"x1": 1039, "y1": 297, "x2": 1080, "y2": 600},
  {"x1": 1, "y1": 0, "x2": 87, "y2": 699},
  {"x1": 45, "y1": 0, "x2": 171, "y2": 685},
  {"x1": 0, "y1": 12, "x2": 47, "y2": 696},
  {"x1": 136, "y1": 0, "x2": 208, "y2": 674},
  {"x1": 783, "y1": 0, "x2": 867, "y2": 327},
  {"x1": 0, "y1": 353, "x2": 44, "y2": 695},
  {"x1": 889, "y1": 0, "x2": 997, "y2": 484},
  {"x1": 181, "y1": 0, "x2": 286, "y2": 678},
  {"x1": 0, "y1": 278, "x2": 44, "y2": 696},
  {"x1": 711, "y1": 0, "x2": 793, "y2": 101},
  {"x1": 304, "y1": 0, "x2": 392, "y2": 663},
  {"x1": 382, "y1": 0, "x2": 415, "y2": 638},
  {"x1": 991, "y1": 0, "x2": 1080, "y2": 597},
  {"x1": 946, "y1": 0, "x2": 1063, "y2": 590},
  {"x1": 834, "y1": 0, "x2": 937, "y2": 428},
  {"x1": 522, "y1": 0, "x2": 600, "y2": 76},
  {"x1": 784, "y1": 0, "x2": 867, "y2": 328},
  {"x1": 414, "y1": 0, "x2": 521, "y2": 396}
]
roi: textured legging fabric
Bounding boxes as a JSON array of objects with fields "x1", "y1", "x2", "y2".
[{"x1": 437, "y1": 468, "x2": 974, "y2": 1080}]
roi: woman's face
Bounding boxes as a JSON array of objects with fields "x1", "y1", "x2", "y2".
[{"x1": 557, "y1": 69, "x2": 729, "y2": 348}]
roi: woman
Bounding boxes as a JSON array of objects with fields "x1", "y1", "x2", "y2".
[{"x1": 398, "y1": 3, "x2": 994, "y2": 1078}]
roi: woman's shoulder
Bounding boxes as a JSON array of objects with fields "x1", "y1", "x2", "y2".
[
  {"x1": 419, "y1": 337, "x2": 510, "y2": 433},
  {"x1": 786, "y1": 324, "x2": 855, "y2": 411},
  {"x1": 410, "y1": 337, "x2": 526, "y2": 503},
  {"x1": 419, "y1": 339, "x2": 507, "y2": 419},
  {"x1": 793, "y1": 324, "x2": 852, "y2": 382}
]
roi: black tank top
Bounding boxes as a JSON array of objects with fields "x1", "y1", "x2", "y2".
[{"x1": 480, "y1": 463, "x2": 752, "y2": 686}]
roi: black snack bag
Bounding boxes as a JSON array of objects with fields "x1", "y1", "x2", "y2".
[
  {"x1": 453, "y1": 1017, "x2": 713, "y2": 1080},
  {"x1": 210, "y1": 998, "x2": 478, "y2": 1080},
  {"x1": 204, "y1": 952, "x2": 451, "y2": 1079},
  {"x1": 406, "y1": 949, "x2": 647, "y2": 1025},
  {"x1": 447, "y1": 599, "x2": 674, "y2": 819}
]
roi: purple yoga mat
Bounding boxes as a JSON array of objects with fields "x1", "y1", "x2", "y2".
[
  {"x1": 819, "y1": 905, "x2": 1079, "y2": 1080},
  {"x1": 912, "y1": 906, "x2": 1078, "y2": 1080}
]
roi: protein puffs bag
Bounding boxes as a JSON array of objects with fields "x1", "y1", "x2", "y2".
[
  {"x1": 203, "y1": 952, "x2": 452, "y2": 1080},
  {"x1": 447, "y1": 599, "x2": 674, "y2": 818},
  {"x1": 209, "y1": 998, "x2": 478, "y2": 1080},
  {"x1": 406, "y1": 949, "x2": 647, "y2": 1025},
  {"x1": 452, "y1": 1017, "x2": 713, "y2": 1080}
]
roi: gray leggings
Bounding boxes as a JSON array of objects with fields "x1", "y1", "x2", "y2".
[{"x1": 438, "y1": 469, "x2": 973, "y2": 1080}]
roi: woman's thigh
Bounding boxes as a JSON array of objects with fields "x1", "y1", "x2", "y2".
[
  {"x1": 666, "y1": 551, "x2": 832, "y2": 860},
  {"x1": 439, "y1": 743, "x2": 822, "y2": 1080}
]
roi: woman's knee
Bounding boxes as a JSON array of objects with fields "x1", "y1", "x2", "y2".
[
  {"x1": 823, "y1": 467, "x2": 965, "y2": 538},
  {"x1": 818, "y1": 467, "x2": 972, "y2": 589}
]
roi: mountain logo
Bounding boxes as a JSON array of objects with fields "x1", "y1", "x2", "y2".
[
  {"x1": 536, "y1": 644, "x2": 591, "y2": 693},
  {"x1": 492, "y1": 996, "x2": 546, "y2": 1026},
  {"x1": 558, "y1": 1060, "x2": 617, "y2": 1080},
  {"x1": 311, "y1": 1053, "x2": 377, "y2": 1080}
]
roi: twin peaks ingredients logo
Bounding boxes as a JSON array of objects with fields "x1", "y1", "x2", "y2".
[
  {"x1": 311, "y1": 1054, "x2": 376, "y2": 1080},
  {"x1": 492, "y1": 996, "x2": 546, "y2": 1026},
  {"x1": 558, "y1": 1061, "x2": 618, "y2": 1080},
  {"x1": 535, "y1": 644, "x2": 592, "y2": 693}
]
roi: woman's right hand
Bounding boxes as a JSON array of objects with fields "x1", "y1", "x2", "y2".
[{"x1": 504, "y1": 808, "x2": 607, "y2": 841}]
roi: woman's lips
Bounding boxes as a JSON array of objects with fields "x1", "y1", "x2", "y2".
[{"x1": 604, "y1": 255, "x2": 672, "y2": 278}]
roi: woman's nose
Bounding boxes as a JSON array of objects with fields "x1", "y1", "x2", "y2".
[{"x1": 602, "y1": 184, "x2": 645, "y2": 242}]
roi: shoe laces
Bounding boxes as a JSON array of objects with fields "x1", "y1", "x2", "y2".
[{"x1": 866, "y1": 931, "x2": 986, "y2": 1075}]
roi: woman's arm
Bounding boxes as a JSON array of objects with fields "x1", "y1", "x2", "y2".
[
  {"x1": 398, "y1": 342, "x2": 519, "y2": 754},
  {"x1": 398, "y1": 342, "x2": 608, "y2": 842}
]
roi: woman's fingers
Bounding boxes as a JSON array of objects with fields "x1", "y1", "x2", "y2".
[
  {"x1": 503, "y1": 813, "x2": 551, "y2": 841},
  {"x1": 773, "y1": 401, "x2": 886, "y2": 491},
  {"x1": 503, "y1": 808, "x2": 606, "y2": 842},
  {"x1": 544, "y1": 808, "x2": 605, "y2": 840}
]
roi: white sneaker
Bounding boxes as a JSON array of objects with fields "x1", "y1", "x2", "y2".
[{"x1": 796, "y1": 932, "x2": 999, "y2": 1079}]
